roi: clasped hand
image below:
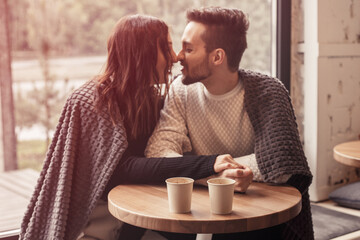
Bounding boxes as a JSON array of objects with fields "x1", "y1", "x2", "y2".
[{"x1": 214, "y1": 154, "x2": 253, "y2": 193}]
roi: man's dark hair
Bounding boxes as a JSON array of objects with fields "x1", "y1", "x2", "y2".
[{"x1": 186, "y1": 6, "x2": 249, "y2": 72}]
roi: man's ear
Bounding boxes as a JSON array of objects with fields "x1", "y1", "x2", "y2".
[{"x1": 211, "y1": 48, "x2": 225, "y2": 66}]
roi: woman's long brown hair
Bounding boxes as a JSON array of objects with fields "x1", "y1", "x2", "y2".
[{"x1": 95, "y1": 15, "x2": 172, "y2": 140}]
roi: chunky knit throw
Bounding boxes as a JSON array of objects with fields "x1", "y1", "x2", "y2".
[
  {"x1": 241, "y1": 69, "x2": 314, "y2": 239},
  {"x1": 19, "y1": 81, "x2": 128, "y2": 240}
]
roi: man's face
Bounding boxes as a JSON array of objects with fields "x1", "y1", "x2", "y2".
[{"x1": 178, "y1": 21, "x2": 212, "y2": 85}]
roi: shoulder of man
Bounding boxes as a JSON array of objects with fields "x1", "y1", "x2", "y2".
[{"x1": 239, "y1": 69, "x2": 288, "y2": 94}]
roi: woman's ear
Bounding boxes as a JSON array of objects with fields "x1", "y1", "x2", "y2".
[{"x1": 211, "y1": 48, "x2": 225, "y2": 66}]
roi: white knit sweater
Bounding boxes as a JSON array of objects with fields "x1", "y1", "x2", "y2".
[{"x1": 146, "y1": 76, "x2": 266, "y2": 181}]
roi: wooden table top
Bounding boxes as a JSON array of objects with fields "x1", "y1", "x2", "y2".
[
  {"x1": 108, "y1": 182, "x2": 302, "y2": 234},
  {"x1": 333, "y1": 140, "x2": 360, "y2": 168}
]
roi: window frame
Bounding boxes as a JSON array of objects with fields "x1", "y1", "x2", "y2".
[{"x1": 272, "y1": 0, "x2": 291, "y2": 92}]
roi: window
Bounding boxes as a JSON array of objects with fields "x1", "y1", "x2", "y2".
[
  {"x1": 9, "y1": 0, "x2": 287, "y2": 169},
  {"x1": 274, "y1": 0, "x2": 291, "y2": 91}
]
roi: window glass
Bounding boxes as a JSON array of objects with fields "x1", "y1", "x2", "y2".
[{"x1": 8, "y1": 0, "x2": 272, "y2": 169}]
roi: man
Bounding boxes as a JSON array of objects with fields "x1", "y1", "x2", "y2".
[{"x1": 146, "y1": 6, "x2": 313, "y2": 240}]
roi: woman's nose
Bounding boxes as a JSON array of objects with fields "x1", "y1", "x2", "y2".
[
  {"x1": 171, "y1": 50, "x2": 178, "y2": 63},
  {"x1": 177, "y1": 50, "x2": 184, "y2": 62}
]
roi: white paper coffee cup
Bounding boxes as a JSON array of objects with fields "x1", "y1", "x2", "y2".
[
  {"x1": 207, "y1": 178, "x2": 236, "y2": 214},
  {"x1": 166, "y1": 177, "x2": 194, "y2": 213}
]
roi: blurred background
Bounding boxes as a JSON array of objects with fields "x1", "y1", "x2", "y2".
[
  {"x1": 3, "y1": 2, "x2": 360, "y2": 237},
  {"x1": 6, "y1": 0, "x2": 272, "y2": 171}
]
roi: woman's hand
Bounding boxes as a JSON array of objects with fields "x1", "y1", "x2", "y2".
[
  {"x1": 214, "y1": 154, "x2": 254, "y2": 193},
  {"x1": 214, "y1": 154, "x2": 242, "y2": 172}
]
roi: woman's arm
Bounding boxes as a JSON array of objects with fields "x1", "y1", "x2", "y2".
[
  {"x1": 117, "y1": 154, "x2": 218, "y2": 184},
  {"x1": 102, "y1": 154, "x2": 217, "y2": 198},
  {"x1": 103, "y1": 153, "x2": 253, "y2": 198}
]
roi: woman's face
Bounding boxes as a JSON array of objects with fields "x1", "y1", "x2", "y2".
[{"x1": 155, "y1": 33, "x2": 177, "y2": 84}]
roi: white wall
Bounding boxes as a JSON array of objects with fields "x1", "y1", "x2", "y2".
[{"x1": 300, "y1": 0, "x2": 360, "y2": 201}]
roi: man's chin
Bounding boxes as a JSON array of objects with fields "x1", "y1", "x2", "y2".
[{"x1": 181, "y1": 75, "x2": 199, "y2": 85}]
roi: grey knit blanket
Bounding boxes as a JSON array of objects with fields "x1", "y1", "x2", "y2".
[
  {"x1": 242, "y1": 69, "x2": 314, "y2": 239},
  {"x1": 20, "y1": 81, "x2": 128, "y2": 240}
]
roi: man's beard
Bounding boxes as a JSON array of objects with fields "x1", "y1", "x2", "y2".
[{"x1": 181, "y1": 57, "x2": 212, "y2": 85}]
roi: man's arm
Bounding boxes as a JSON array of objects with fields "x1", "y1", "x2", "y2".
[
  {"x1": 145, "y1": 79, "x2": 192, "y2": 157},
  {"x1": 234, "y1": 154, "x2": 263, "y2": 182},
  {"x1": 235, "y1": 154, "x2": 291, "y2": 184}
]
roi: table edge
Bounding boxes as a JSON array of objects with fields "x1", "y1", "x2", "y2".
[
  {"x1": 333, "y1": 144, "x2": 360, "y2": 168},
  {"x1": 108, "y1": 183, "x2": 302, "y2": 234}
]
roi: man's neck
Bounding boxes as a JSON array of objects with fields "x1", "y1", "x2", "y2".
[{"x1": 203, "y1": 70, "x2": 239, "y2": 95}]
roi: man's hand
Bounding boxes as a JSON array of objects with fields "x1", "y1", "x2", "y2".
[
  {"x1": 214, "y1": 154, "x2": 254, "y2": 193},
  {"x1": 217, "y1": 167, "x2": 253, "y2": 192}
]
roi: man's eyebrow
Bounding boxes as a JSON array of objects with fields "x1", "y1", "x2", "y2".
[{"x1": 182, "y1": 41, "x2": 193, "y2": 47}]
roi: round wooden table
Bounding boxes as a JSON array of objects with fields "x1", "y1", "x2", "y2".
[
  {"x1": 333, "y1": 140, "x2": 360, "y2": 168},
  {"x1": 108, "y1": 182, "x2": 302, "y2": 234}
]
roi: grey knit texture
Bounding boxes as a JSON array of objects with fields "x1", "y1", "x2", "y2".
[
  {"x1": 242, "y1": 69, "x2": 314, "y2": 240},
  {"x1": 19, "y1": 81, "x2": 128, "y2": 240}
]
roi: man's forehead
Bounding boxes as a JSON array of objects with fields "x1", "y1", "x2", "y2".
[{"x1": 181, "y1": 21, "x2": 206, "y2": 44}]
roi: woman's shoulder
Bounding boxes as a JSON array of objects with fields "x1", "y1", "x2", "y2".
[
  {"x1": 67, "y1": 79, "x2": 98, "y2": 105},
  {"x1": 64, "y1": 79, "x2": 121, "y2": 126}
]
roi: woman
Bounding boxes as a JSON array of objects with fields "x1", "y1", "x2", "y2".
[{"x1": 19, "y1": 15, "x2": 244, "y2": 240}]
